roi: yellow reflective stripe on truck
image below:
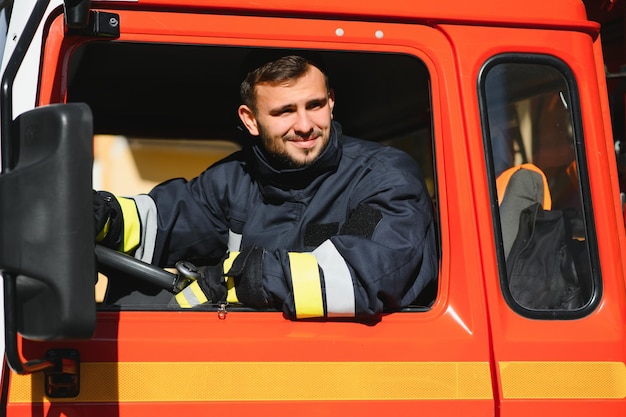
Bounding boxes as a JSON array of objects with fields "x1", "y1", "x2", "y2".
[
  {"x1": 10, "y1": 361, "x2": 626, "y2": 403},
  {"x1": 499, "y1": 361, "x2": 626, "y2": 399},
  {"x1": 9, "y1": 361, "x2": 492, "y2": 402}
]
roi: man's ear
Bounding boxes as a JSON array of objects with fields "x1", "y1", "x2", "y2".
[
  {"x1": 238, "y1": 105, "x2": 259, "y2": 136},
  {"x1": 328, "y1": 89, "x2": 335, "y2": 118}
]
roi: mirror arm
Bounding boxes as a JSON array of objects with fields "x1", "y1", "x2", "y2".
[
  {"x1": 0, "y1": 0, "x2": 51, "y2": 174},
  {"x1": 63, "y1": 0, "x2": 91, "y2": 30},
  {"x1": 0, "y1": 0, "x2": 55, "y2": 375},
  {"x1": 2, "y1": 272, "x2": 54, "y2": 374}
]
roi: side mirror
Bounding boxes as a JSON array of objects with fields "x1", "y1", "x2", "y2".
[{"x1": 0, "y1": 104, "x2": 96, "y2": 370}]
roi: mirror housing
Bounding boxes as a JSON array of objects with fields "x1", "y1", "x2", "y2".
[
  {"x1": 64, "y1": 0, "x2": 92, "y2": 30},
  {"x1": 0, "y1": 103, "x2": 96, "y2": 342}
]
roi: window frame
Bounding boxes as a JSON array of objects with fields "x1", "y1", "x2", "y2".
[
  {"x1": 67, "y1": 41, "x2": 441, "y2": 313},
  {"x1": 478, "y1": 53, "x2": 602, "y2": 319}
]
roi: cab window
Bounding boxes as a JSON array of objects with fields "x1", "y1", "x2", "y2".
[
  {"x1": 480, "y1": 55, "x2": 601, "y2": 318},
  {"x1": 67, "y1": 45, "x2": 438, "y2": 311}
]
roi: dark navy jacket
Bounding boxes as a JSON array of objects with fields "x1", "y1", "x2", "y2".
[{"x1": 135, "y1": 122, "x2": 437, "y2": 319}]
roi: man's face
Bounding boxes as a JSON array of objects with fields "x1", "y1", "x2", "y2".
[{"x1": 238, "y1": 65, "x2": 335, "y2": 168}]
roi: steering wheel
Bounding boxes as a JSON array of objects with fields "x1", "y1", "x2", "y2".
[{"x1": 95, "y1": 245, "x2": 190, "y2": 294}]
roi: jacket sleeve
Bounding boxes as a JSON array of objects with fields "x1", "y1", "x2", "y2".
[
  {"x1": 142, "y1": 174, "x2": 231, "y2": 267},
  {"x1": 96, "y1": 178, "x2": 227, "y2": 266},
  {"x1": 125, "y1": 157, "x2": 236, "y2": 266},
  {"x1": 126, "y1": 154, "x2": 250, "y2": 266},
  {"x1": 254, "y1": 152, "x2": 438, "y2": 321}
]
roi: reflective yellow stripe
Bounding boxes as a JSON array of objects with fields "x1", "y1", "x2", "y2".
[
  {"x1": 224, "y1": 251, "x2": 240, "y2": 303},
  {"x1": 174, "y1": 292, "x2": 192, "y2": 308},
  {"x1": 11, "y1": 361, "x2": 625, "y2": 403},
  {"x1": 288, "y1": 252, "x2": 324, "y2": 318},
  {"x1": 9, "y1": 361, "x2": 492, "y2": 402},
  {"x1": 499, "y1": 361, "x2": 626, "y2": 399},
  {"x1": 117, "y1": 197, "x2": 140, "y2": 253},
  {"x1": 175, "y1": 281, "x2": 208, "y2": 308},
  {"x1": 95, "y1": 218, "x2": 110, "y2": 242}
]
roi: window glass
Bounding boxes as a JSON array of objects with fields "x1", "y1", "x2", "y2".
[
  {"x1": 481, "y1": 57, "x2": 599, "y2": 318},
  {"x1": 68, "y1": 44, "x2": 437, "y2": 311}
]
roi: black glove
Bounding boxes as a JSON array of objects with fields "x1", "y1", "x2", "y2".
[
  {"x1": 93, "y1": 190, "x2": 123, "y2": 249},
  {"x1": 197, "y1": 264, "x2": 229, "y2": 303},
  {"x1": 171, "y1": 263, "x2": 228, "y2": 308},
  {"x1": 171, "y1": 247, "x2": 269, "y2": 309},
  {"x1": 225, "y1": 246, "x2": 270, "y2": 308}
]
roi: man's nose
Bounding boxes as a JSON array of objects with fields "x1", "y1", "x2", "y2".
[{"x1": 293, "y1": 110, "x2": 314, "y2": 135}]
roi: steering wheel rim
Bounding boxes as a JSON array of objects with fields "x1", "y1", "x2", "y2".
[{"x1": 95, "y1": 245, "x2": 179, "y2": 293}]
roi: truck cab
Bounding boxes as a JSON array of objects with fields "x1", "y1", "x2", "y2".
[{"x1": 0, "y1": 0, "x2": 625, "y2": 416}]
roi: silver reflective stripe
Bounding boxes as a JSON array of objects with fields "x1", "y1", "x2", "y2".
[
  {"x1": 312, "y1": 240, "x2": 355, "y2": 317},
  {"x1": 228, "y1": 230, "x2": 242, "y2": 252},
  {"x1": 131, "y1": 194, "x2": 158, "y2": 263},
  {"x1": 179, "y1": 283, "x2": 202, "y2": 307}
]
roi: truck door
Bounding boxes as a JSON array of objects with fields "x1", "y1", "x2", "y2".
[
  {"x1": 448, "y1": 22, "x2": 626, "y2": 416},
  {"x1": 3, "y1": 4, "x2": 498, "y2": 416}
]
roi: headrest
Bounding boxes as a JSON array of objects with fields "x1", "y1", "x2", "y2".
[{"x1": 496, "y1": 163, "x2": 551, "y2": 210}]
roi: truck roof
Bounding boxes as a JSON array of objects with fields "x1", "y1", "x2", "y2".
[{"x1": 93, "y1": 0, "x2": 597, "y2": 33}]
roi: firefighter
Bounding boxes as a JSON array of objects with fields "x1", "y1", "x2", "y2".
[{"x1": 94, "y1": 54, "x2": 438, "y2": 321}]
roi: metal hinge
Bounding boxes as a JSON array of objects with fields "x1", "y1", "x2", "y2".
[
  {"x1": 68, "y1": 11, "x2": 120, "y2": 38},
  {"x1": 44, "y1": 349, "x2": 80, "y2": 398}
]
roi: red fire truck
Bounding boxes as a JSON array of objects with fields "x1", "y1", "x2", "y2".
[{"x1": 0, "y1": 0, "x2": 625, "y2": 415}]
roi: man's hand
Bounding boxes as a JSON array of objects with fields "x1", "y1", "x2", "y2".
[
  {"x1": 172, "y1": 263, "x2": 228, "y2": 308},
  {"x1": 225, "y1": 246, "x2": 268, "y2": 307},
  {"x1": 171, "y1": 247, "x2": 269, "y2": 309}
]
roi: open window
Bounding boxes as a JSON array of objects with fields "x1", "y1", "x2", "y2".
[
  {"x1": 480, "y1": 54, "x2": 601, "y2": 318},
  {"x1": 67, "y1": 44, "x2": 437, "y2": 311}
]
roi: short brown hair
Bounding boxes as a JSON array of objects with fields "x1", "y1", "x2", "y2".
[{"x1": 240, "y1": 55, "x2": 329, "y2": 112}]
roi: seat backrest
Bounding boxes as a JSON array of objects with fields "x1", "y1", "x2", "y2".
[
  {"x1": 496, "y1": 163, "x2": 583, "y2": 310},
  {"x1": 496, "y1": 163, "x2": 551, "y2": 258}
]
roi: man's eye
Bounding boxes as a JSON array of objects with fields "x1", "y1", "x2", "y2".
[
  {"x1": 307, "y1": 101, "x2": 326, "y2": 110},
  {"x1": 271, "y1": 108, "x2": 294, "y2": 116}
]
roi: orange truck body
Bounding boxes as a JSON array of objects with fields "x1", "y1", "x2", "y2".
[{"x1": 1, "y1": 0, "x2": 625, "y2": 416}]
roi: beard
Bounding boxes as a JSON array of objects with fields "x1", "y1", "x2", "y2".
[{"x1": 258, "y1": 126, "x2": 330, "y2": 169}]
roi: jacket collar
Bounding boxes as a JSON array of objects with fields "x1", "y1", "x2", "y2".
[{"x1": 248, "y1": 121, "x2": 343, "y2": 201}]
